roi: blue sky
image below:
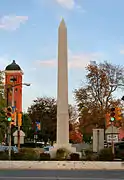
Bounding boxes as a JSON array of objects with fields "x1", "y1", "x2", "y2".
[{"x1": 0, "y1": 0, "x2": 124, "y2": 111}]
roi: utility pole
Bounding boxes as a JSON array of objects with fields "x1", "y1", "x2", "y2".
[
  {"x1": 8, "y1": 85, "x2": 14, "y2": 160},
  {"x1": 8, "y1": 121, "x2": 11, "y2": 160},
  {"x1": 6, "y1": 88, "x2": 9, "y2": 146},
  {"x1": 18, "y1": 125, "x2": 20, "y2": 150},
  {"x1": 17, "y1": 112, "x2": 22, "y2": 150},
  {"x1": 8, "y1": 76, "x2": 16, "y2": 160},
  {"x1": 111, "y1": 123, "x2": 114, "y2": 155},
  {"x1": 110, "y1": 108, "x2": 115, "y2": 156}
]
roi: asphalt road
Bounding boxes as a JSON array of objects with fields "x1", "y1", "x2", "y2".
[{"x1": 0, "y1": 170, "x2": 123, "y2": 180}]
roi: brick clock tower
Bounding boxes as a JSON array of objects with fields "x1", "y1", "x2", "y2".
[{"x1": 5, "y1": 60, "x2": 23, "y2": 113}]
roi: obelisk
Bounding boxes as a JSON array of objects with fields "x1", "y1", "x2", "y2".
[
  {"x1": 50, "y1": 19, "x2": 76, "y2": 157},
  {"x1": 57, "y1": 18, "x2": 69, "y2": 146}
]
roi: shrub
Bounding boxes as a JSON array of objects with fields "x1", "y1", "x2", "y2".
[
  {"x1": 81, "y1": 149, "x2": 98, "y2": 161},
  {"x1": 56, "y1": 148, "x2": 70, "y2": 160},
  {"x1": 40, "y1": 153, "x2": 51, "y2": 160},
  {"x1": 85, "y1": 149, "x2": 93, "y2": 156},
  {"x1": 70, "y1": 153, "x2": 80, "y2": 161},
  {"x1": 11, "y1": 152, "x2": 23, "y2": 160},
  {"x1": 86, "y1": 153, "x2": 98, "y2": 161},
  {"x1": 14, "y1": 148, "x2": 39, "y2": 161},
  {"x1": 0, "y1": 151, "x2": 8, "y2": 160},
  {"x1": 98, "y1": 148, "x2": 114, "y2": 161}
]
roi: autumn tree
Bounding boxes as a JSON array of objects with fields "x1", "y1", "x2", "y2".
[
  {"x1": 69, "y1": 121, "x2": 83, "y2": 144},
  {"x1": 74, "y1": 61, "x2": 124, "y2": 134},
  {"x1": 27, "y1": 97, "x2": 76, "y2": 143},
  {"x1": 0, "y1": 70, "x2": 7, "y2": 143}
]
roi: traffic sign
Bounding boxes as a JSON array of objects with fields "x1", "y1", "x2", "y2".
[
  {"x1": 12, "y1": 106, "x2": 16, "y2": 112},
  {"x1": 106, "y1": 134, "x2": 118, "y2": 143}
]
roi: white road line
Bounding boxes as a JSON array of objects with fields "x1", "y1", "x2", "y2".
[{"x1": 0, "y1": 177, "x2": 122, "y2": 180}]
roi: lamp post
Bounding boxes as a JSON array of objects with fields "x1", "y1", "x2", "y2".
[
  {"x1": 7, "y1": 77, "x2": 30, "y2": 160},
  {"x1": 8, "y1": 77, "x2": 16, "y2": 160},
  {"x1": 17, "y1": 83, "x2": 30, "y2": 150}
]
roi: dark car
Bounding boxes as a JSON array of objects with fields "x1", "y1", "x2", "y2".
[{"x1": 114, "y1": 141, "x2": 124, "y2": 160}]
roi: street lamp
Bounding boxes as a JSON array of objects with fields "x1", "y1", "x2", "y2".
[
  {"x1": 7, "y1": 78, "x2": 31, "y2": 160},
  {"x1": 22, "y1": 83, "x2": 31, "y2": 86}
]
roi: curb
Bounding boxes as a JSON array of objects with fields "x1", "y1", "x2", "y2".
[{"x1": 0, "y1": 161, "x2": 124, "y2": 170}]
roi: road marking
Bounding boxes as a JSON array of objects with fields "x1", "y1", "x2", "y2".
[{"x1": 0, "y1": 177, "x2": 122, "y2": 180}]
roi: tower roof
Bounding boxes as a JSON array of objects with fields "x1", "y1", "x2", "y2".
[{"x1": 5, "y1": 60, "x2": 21, "y2": 71}]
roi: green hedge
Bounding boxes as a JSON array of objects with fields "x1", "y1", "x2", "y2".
[
  {"x1": 98, "y1": 148, "x2": 114, "y2": 161},
  {"x1": 40, "y1": 153, "x2": 50, "y2": 160},
  {"x1": 0, "y1": 147, "x2": 115, "y2": 161},
  {"x1": 56, "y1": 148, "x2": 70, "y2": 160},
  {"x1": 70, "y1": 153, "x2": 80, "y2": 161},
  {"x1": 0, "y1": 151, "x2": 9, "y2": 160}
]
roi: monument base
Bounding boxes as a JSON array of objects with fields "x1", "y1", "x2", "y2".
[{"x1": 49, "y1": 143, "x2": 80, "y2": 158}]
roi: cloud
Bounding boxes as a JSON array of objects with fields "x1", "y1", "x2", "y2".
[
  {"x1": 120, "y1": 50, "x2": 124, "y2": 54},
  {"x1": 55, "y1": 0, "x2": 75, "y2": 9},
  {"x1": 35, "y1": 51, "x2": 102, "y2": 69},
  {"x1": 0, "y1": 15, "x2": 28, "y2": 31},
  {"x1": 54, "y1": 0, "x2": 84, "y2": 11}
]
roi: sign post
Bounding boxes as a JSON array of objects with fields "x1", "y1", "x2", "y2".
[{"x1": 105, "y1": 125, "x2": 119, "y2": 156}]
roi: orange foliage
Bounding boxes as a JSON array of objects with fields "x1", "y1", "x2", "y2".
[
  {"x1": 69, "y1": 131, "x2": 82, "y2": 143},
  {"x1": 69, "y1": 122, "x2": 83, "y2": 143}
]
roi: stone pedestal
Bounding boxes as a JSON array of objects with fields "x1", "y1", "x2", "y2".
[{"x1": 50, "y1": 143, "x2": 77, "y2": 158}]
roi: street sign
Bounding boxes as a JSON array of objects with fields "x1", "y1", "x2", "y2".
[
  {"x1": 106, "y1": 134, "x2": 118, "y2": 143},
  {"x1": 12, "y1": 106, "x2": 16, "y2": 112},
  {"x1": 36, "y1": 121, "x2": 40, "y2": 131},
  {"x1": 105, "y1": 125, "x2": 119, "y2": 134}
]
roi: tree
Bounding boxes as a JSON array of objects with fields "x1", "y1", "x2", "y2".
[
  {"x1": 69, "y1": 122, "x2": 83, "y2": 144},
  {"x1": 74, "y1": 61, "x2": 124, "y2": 132},
  {"x1": 28, "y1": 97, "x2": 57, "y2": 143},
  {"x1": 68, "y1": 104, "x2": 78, "y2": 122},
  {"x1": 27, "y1": 96, "x2": 77, "y2": 143},
  {"x1": 0, "y1": 70, "x2": 7, "y2": 143},
  {"x1": 22, "y1": 113, "x2": 32, "y2": 140},
  {"x1": 0, "y1": 71, "x2": 4, "y2": 97}
]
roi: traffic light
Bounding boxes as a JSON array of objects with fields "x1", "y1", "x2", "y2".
[
  {"x1": 110, "y1": 107, "x2": 115, "y2": 122},
  {"x1": 12, "y1": 112, "x2": 15, "y2": 120},
  {"x1": 115, "y1": 107, "x2": 122, "y2": 121},
  {"x1": 18, "y1": 113, "x2": 22, "y2": 126},
  {"x1": 11, "y1": 112, "x2": 16, "y2": 126},
  {"x1": 6, "y1": 106, "x2": 12, "y2": 121}
]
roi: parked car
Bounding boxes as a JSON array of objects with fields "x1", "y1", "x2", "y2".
[
  {"x1": 0, "y1": 146, "x2": 18, "y2": 153},
  {"x1": 43, "y1": 146, "x2": 54, "y2": 153}
]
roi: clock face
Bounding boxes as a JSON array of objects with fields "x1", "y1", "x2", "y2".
[
  {"x1": 10, "y1": 76, "x2": 14, "y2": 82},
  {"x1": 10, "y1": 76, "x2": 17, "y2": 82}
]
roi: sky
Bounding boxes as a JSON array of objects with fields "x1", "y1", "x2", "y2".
[{"x1": 0, "y1": 0, "x2": 124, "y2": 111}]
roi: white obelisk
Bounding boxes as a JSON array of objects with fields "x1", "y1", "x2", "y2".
[
  {"x1": 50, "y1": 19, "x2": 76, "y2": 157},
  {"x1": 57, "y1": 18, "x2": 69, "y2": 146}
]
